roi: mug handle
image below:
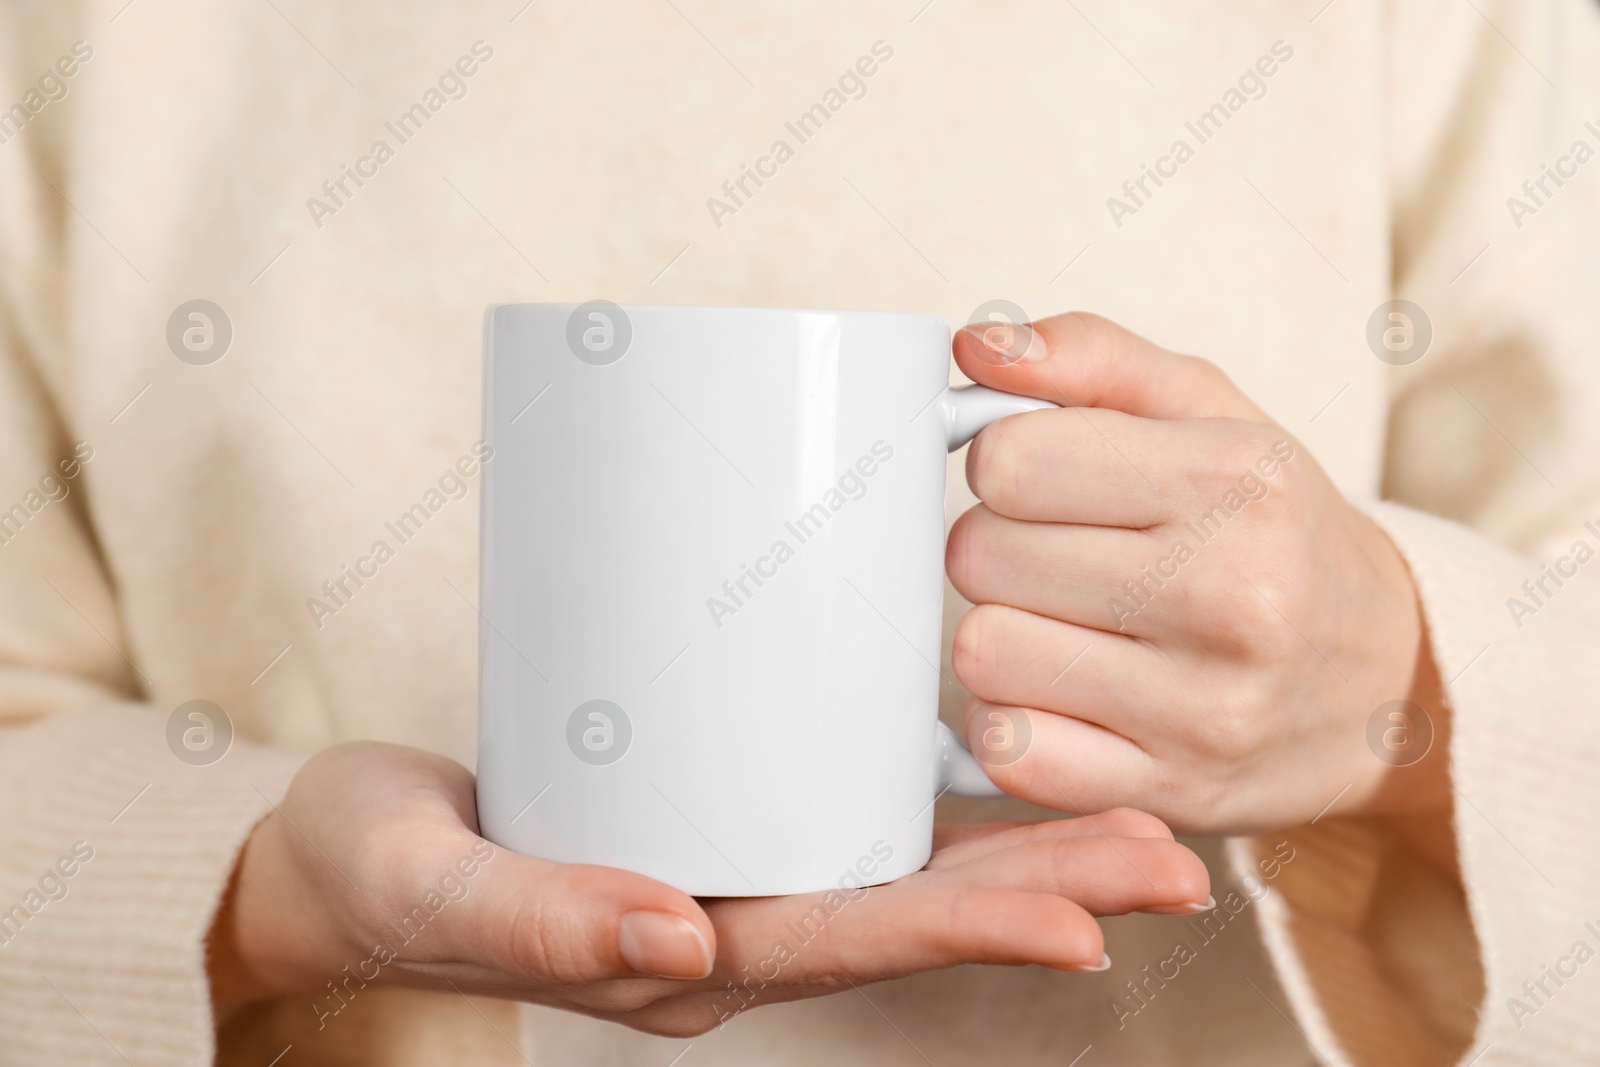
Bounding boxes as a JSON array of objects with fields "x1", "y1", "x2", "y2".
[{"x1": 933, "y1": 384, "x2": 1059, "y2": 798}]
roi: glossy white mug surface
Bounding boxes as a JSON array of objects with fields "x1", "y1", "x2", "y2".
[{"x1": 476, "y1": 303, "x2": 1052, "y2": 896}]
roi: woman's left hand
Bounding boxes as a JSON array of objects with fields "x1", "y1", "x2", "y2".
[{"x1": 946, "y1": 313, "x2": 1447, "y2": 835}]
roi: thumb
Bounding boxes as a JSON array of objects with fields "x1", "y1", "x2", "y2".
[
  {"x1": 463, "y1": 849, "x2": 716, "y2": 983},
  {"x1": 953, "y1": 311, "x2": 1261, "y2": 421}
]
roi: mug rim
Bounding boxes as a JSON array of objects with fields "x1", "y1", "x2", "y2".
[{"x1": 486, "y1": 301, "x2": 949, "y2": 327}]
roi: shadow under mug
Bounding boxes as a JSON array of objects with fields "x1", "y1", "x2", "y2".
[{"x1": 476, "y1": 303, "x2": 1054, "y2": 896}]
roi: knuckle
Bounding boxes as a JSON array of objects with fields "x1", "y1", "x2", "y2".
[
  {"x1": 1184, "y1": 672, "x2": 1275, "y2": 765},
  {"x1": 1237, "y1": 574, "x2": 1307, "y2": 663},
  {"x1": 1175, "y1": 353, "x2": 1254, "y2": 417},
  {"x1": 1201, "y1": 424, "x2": 1275, "y2": 490},
  {"x1": 1182, "y1": 568, "x2": 1263, "y2": 653},
  {"x1": 1183, "y1": 353, "x2": 1235, "y2": 393},
  {"x1": 505, "y1": 881, "x2": 592, "y2": 984},
  {"x1": 1053, "y1": 313, "x2": 1128, "y2": 401},
  {"x1": 1146, "y1": 558, "x2": 1204, "y2": 621},
  {"x1": 1053, "y1": 311, "x2": 1123, "y2": 356},
  {"x1": 1168, "y1": 665, "x2": 1254, "y2": 759},
  {"x1": 941, "y1": 886, "x2": 988, "y2": 940},
  {"x1": 1258, "y1": 458, "x2": 1312, "y2": 530},
  {"x1": 1188, "y1": 704, "x2": 1252, "y2": 761},
  {"x1": 1212, "y1": 574, "x2": 1304, "y2": 664}
]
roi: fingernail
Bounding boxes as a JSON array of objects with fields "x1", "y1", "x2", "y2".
[
  {"x1": 1138, "y1": 895, "x2": 1216, "y2": 916},
  {"x1": 618, "y1": 911, "x2": 713, "y2": 980},
  {"x1": 959, "y1": 322, "x2": 1046, "y2": 366},
  {"x1": 1070, "y1": 953, "x2": 1112, "y2": 973}
]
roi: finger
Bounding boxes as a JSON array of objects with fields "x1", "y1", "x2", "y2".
[
  {"x1": 928, "y1": 809, "x2": 1174, "y2": 869},
  {"x1": 953, "y1": 311, "x2": 1262, "y2": 421},
  {"x1": 964, "y1": 406, "x2": 1177, "y2": 528},
  {"x1": 963, "y1": 405, "x2": 1296, "y2": 531},
  {"x1": 963, "y1": 701, "x2": 1158, "y2": 817},
  {"x1": 952, "y1": 603, "x2": 1182, "y2": 739},
  {"x1": 948, "y1": 506, "x2": 1186, "y2": 638},
  {"x1": 918, "y1": 835, "x2": 1211, "y2": 917},
  {"x1": 444, "y1": 850, "x2": 718, "y2": 984},
  {"x1": 705, "y1": 883, "x2": 1108, "y2": 981}
]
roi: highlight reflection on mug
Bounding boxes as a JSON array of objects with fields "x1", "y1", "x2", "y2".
[
  {"x1": 566, "y1": 699, "x2": 632, "y2": 765},
  {"x1": 972, "y1": 706, "x2": 1031, "y2": 766}
]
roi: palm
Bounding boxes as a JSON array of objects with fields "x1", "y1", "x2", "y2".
[{"x1": 218, "y1": 743, "x2": 1207, "y2": 1038}]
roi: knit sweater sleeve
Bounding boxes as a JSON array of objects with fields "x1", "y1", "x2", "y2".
[
  {"x1": 1232, "y1": 1, "x2": 1600, "y2": 1064},
  {"x1": 0, "y1": 10, "x2": 306, "y2": 1066}
]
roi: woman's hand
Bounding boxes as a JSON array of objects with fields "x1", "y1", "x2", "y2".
[
  {"x1": 208, "y1": 741, "x2": 1210, "y2": 1037},
  {"x1": 947, "y1": 313, "x2": 1450, "y2": 837}
]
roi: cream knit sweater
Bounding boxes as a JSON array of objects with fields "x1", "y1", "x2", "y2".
[{"x1": 1, "y1": 1, "x2": 1597, "y2": 1064}]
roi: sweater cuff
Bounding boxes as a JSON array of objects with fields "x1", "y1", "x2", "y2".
[
  {"x1": 0, "y1": 705, "x2": 306, "y2": 1066},
  {"x1": 1233, "y1": 500, "x2": 1600, "y2": 1066}
]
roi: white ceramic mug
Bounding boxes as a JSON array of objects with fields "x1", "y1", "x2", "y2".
[{"x1": 476, "y1": 303, "x2": 1053, "y2": 896}]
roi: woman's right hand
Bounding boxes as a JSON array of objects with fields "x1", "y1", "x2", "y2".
[{"x1": 208, "y1": 741, "x2": 1210, "y2": 1036}]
